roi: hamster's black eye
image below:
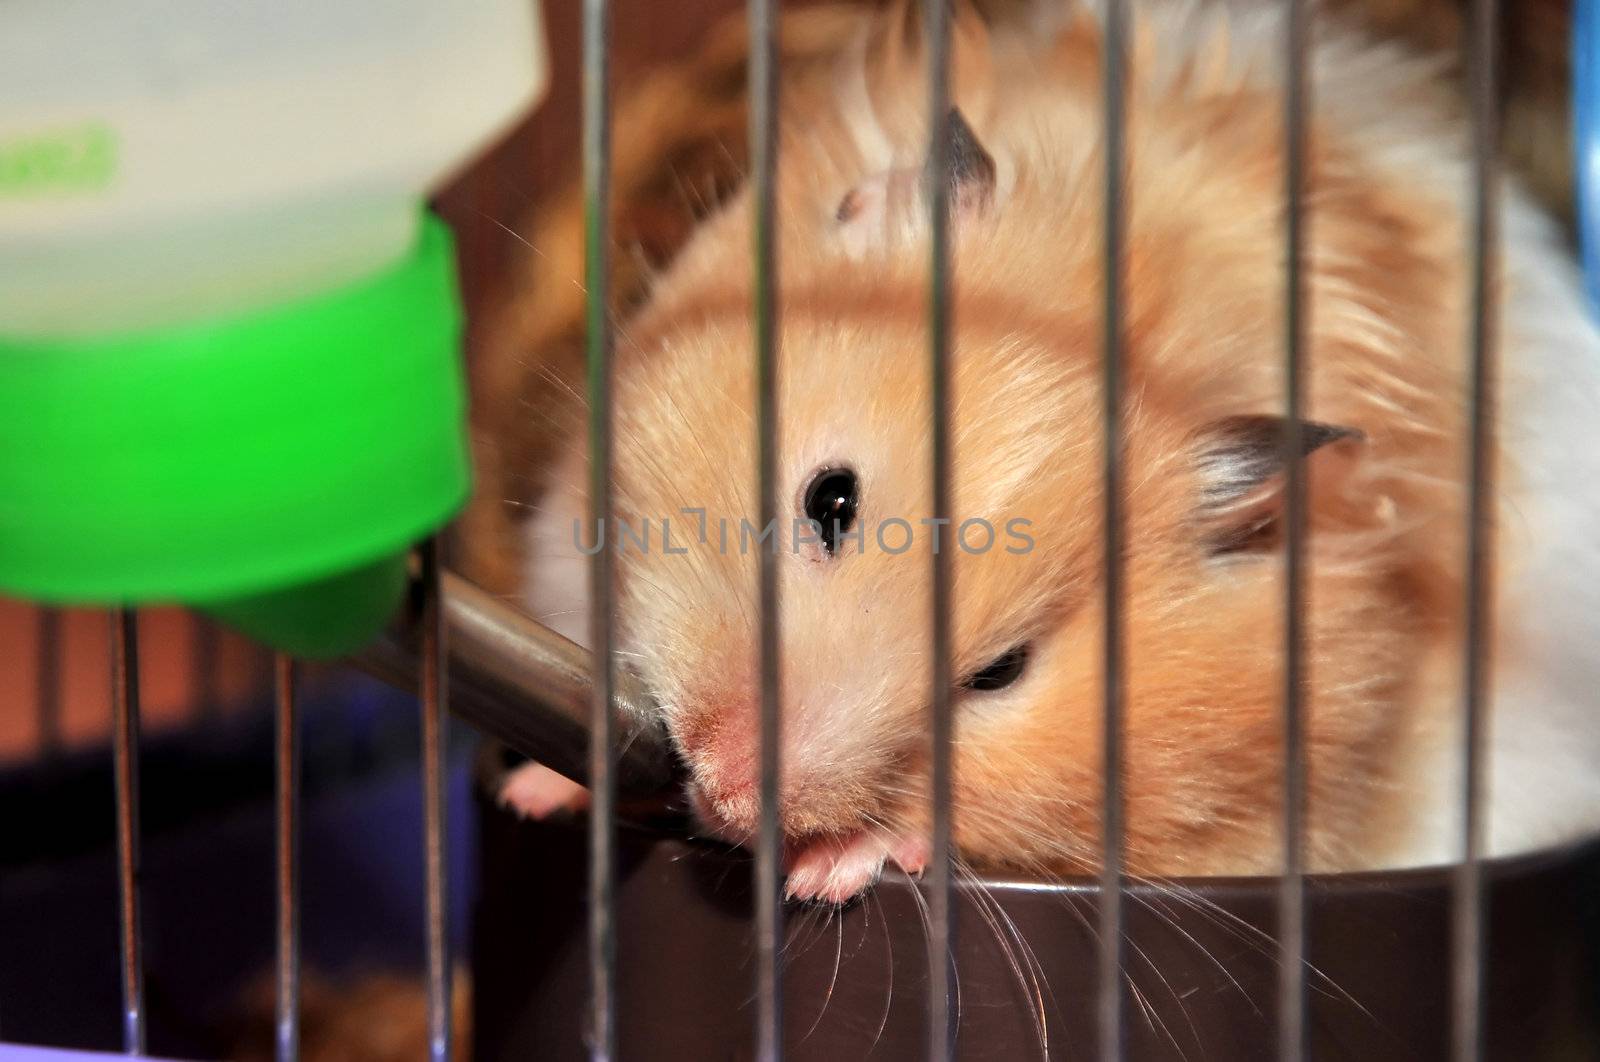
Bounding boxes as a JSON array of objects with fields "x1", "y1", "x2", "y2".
[
  {"x1": 962, "y1": 644, "x2": 1029, "y2": 692},
  {"x1": 803, "y1": 467, "x2": 858, "y2": 555}
]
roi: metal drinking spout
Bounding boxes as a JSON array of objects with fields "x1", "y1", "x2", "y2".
[{"x1": 351, "y1": 567, "x2": 677, "y2": 797}]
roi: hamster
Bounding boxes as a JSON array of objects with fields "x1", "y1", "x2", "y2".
[{"x1": 473, "y1": 0, "x2": 1600, "y2": 904}]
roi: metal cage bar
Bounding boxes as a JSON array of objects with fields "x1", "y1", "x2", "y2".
[
  {"x1": 923, "y1": 1, "x2": 957, "y2": 1059},
  {"x1": 1098, "y1": 0, "x2": 1130, "y2": 1059},
  {"x1": 420, "y1": 538, "x2": 453, "y2": 1062},
  {"x1": 748, "y1": 0, "x2": 785, "y2": 1057},
  {"x1": 1454, "y1": 0, "x2": 1500, "y2": 1059},
  {"x1": 195, "y1": 616, "x2": 224, "y2": 726},
  {"x1": 1279, "y1": 0, "x2": 1311, "y2": 1057},
  {"x1": 274, "y1": 655, "x2": 302, "y2": 1062},
  {"x1": 582, "y1": 0, "x2": 619, "y2": 1056},
  {"x1": 109, "y1": 607, "x2": 146, "y2": 1056},
  {"x1": 35, "y1": 608, "x2": 62, "y2": 759}
]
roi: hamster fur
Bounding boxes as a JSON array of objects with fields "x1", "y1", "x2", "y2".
[{"x1": 491, "y1": 0, "x2": 1600, "y2": 902}]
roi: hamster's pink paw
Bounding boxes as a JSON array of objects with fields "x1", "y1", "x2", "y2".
[
  {"x1": 498, "y1": 761, "x2": 591, "y2": 819},
  {"x1": 784, "y1": 831, "x2": 927, "y2": 905}
]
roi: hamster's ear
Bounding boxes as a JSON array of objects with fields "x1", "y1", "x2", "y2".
[
  {"x1": 922, "y1": 108, "x2": 998, "y2": 213},
  {"x1": 1191, "y1": 415, "x2": 1366, "y2": 554},
  {"x1": 835, "y1": 107, "x2": 998, "y2": 254}
]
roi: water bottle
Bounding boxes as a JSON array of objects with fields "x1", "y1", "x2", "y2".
[{"x1": 0, "y1": 0, "x2": 549, "y2": 656}]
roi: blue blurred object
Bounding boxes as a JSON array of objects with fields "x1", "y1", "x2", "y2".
[
  {"x1": 1578, "y1": 0, "x2": 1600, "y2": 312},
  {"x1": 0, "y1": 670, "x2": 479, "y2": 1059},
  {"x1": 0, "y1": 1047, "x2": 190, "y2": 1062}
]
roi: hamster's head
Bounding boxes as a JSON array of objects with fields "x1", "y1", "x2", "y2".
[
  {"x1": 596, "y1": 305, "x2": 1394, "y2": 899},
  {"x1": 525, "y1": 12, "x2": 1466, "y2": 899}
]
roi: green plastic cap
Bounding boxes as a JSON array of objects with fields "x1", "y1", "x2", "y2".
[{"x1": 0, "y1": 213, "x2": 469, "y2": 657}]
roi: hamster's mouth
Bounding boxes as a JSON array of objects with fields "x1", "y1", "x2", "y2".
[{"x1": 685, "y1": 781, "x2": 928, "y2": 904}]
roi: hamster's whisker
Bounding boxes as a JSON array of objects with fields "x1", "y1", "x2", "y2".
[
  {"x1": 1123, "y1": 929, "x2": 1200, "y2": 1062},
  {"x1": 866, "y1": 886, "x2": 896, "y2": 1050},
  {"x1": 798, "y1": 908, "x2": 847, "y2": 1044},
  {"x1": 954, "y1": 858, "x2": 1051, "y2": 1061},
  {"x1": 1135, "y1": 872, "x2": 1376, "y2": 1030},
  {"x1": 1127, "y1": 885, "x2": 1261, "y2": 1016},
  {"x1": 469, "y1": 207, "x2": 544, "y2": 256},
  {"x1": 531, "y1": 363, "x2": 589, "y2": 409}
]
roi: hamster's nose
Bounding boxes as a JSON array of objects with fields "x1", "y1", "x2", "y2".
[
  {"x1": 688, "y1": 752, "x2": 869, "y2": 840},
  {"x1": 676, "y1": 692, "x2": 870, "y2": 837},
  {"x1": 676, "y1": 698, "x2": 760, "y2": 825}
]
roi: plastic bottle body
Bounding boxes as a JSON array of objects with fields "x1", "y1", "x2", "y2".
[{"x1": 0, "y1": 0, "x2": 549, "y2": 655}]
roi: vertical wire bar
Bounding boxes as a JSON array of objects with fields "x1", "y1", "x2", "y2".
[
  {"x1": 419, "y1": 539, "x2": 452, "y2": 1062},
  {"x1": 1279, "y1": 0, "x2": 1310, "y2": 1057},
  {"x1": 1453, "y1": 0, "x2": 1498, "y2": 1059},
  {"x1": 274, "y1": 656, "x2": 301, "y2": 1062},
  {"x1": 749, "y1": 0, "x2": 784, "y2": 1058},
  {"x1": 195, "y1": 616, "x2": 223, "y2": 724},
  {"x1": 36, "y1": 608, "x2": 63, "y2": 759},
  {"x1": 1098, "y1": 0, "x2": 1128, "y2": 1059},
  {"x1": 924, "y1": 1, "x2": 956, "y2": 1060},
  {"x1": 109, "y1": 608, "x2": 145, "y2": 1055},
  {"x1": 582, "y1": 0, "x2": 618, "y2": 1056}
]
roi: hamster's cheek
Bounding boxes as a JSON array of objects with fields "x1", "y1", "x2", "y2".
[{"x1": 518, "y1": 451, "x2": 592, "y2": 648}]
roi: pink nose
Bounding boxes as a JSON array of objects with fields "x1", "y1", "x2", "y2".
[
  {"x1": 676, "y1": 687, "x2": 865, "y2": 837},
  {"x1": 676, "y1": 699, "x2": 761, "y2": 826}
]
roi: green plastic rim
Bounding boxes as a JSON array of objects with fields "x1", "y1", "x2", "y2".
[{"x1": 0, "y1": 212, "x2": 469, "y2": 656}]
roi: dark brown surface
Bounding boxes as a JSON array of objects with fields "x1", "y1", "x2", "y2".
[{"x1": 473, "y1": 784, "x2": 1600, "y2": 1061}]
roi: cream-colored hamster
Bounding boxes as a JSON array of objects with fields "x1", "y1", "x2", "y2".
[{"x1": 475, "y1": 0, "x2": 1600, "y2": 903}]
